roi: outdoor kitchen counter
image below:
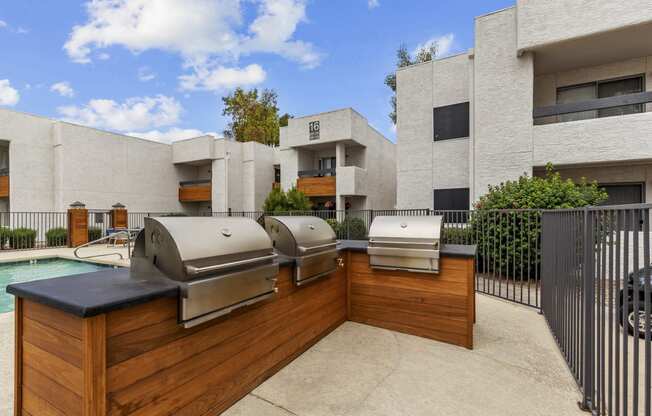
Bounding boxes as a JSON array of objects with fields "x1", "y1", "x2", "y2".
[{"x1": 8, "y1": 242, "x2": 476, "y2": 416}]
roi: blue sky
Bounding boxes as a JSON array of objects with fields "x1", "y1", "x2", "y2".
[{"x1": 0, "y1": 0, "x2": 514, "y2": 143}]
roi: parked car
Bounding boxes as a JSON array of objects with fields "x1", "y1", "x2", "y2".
[{"x1": 619, "y1": 266, "x2": 652, "y2": 338}]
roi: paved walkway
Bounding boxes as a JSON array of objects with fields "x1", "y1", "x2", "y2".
[{"x1": 0, "y1": 292, "x2": 584, "y2": 416}]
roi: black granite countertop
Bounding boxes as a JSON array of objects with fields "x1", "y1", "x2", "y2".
[{"x1": 6, "y1": 241, "x2": 476, "y2": 318}]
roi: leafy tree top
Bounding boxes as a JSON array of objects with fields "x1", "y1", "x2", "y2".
[
  {"x1": 475, "y1": 164, "x2": 608, "y2": 210},
  {"x1": 384, "y1": 43, "x2": 438, "y2": 124},
  {"x1": 222, "y1": 88, "x2": 290, "y2": 146}
]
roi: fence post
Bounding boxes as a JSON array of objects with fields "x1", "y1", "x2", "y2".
[
  {"x1": 110, "y1": 202, "x2": 128, "y2": 229},
  {"x1": 67, "y1": 201, "x2": 88, "y2": 248},
  {"x1": 581, "y1": 207, "x2": 595, "y2": 411}
]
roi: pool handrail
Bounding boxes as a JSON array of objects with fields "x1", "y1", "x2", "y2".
[{"x1": 73, "y1": 229, "x2": 137, "y2": 261}]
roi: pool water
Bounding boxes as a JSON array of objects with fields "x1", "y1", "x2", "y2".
[{"x1": 0, "y1": 258, "x2": 117, "y2": 313}]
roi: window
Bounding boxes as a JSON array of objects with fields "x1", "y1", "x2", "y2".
[
  {"x1": 433, "y1": 188, "x2": 470, "y2": 210},
  {"x1": 599, "y1": 183, "x2": 644, "y2": 206},
  {"x1": 274, "y1": 165, "x2": 281, "y2": 184},
  {"x1": 555, "y1": 75, "x2": 644, "y2": 122},
  {"x1": 318, "y1": 157, "x2": 336, "y2": 176},
  {"x1": 433, "y1": 102, "x2": 469, "y2": 141}
]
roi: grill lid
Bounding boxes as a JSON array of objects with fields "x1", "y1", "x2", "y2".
[
  {"x1": 144, "y1": 216, "x2": 275, "y2": 282},
  {"x1": 369, "y1": 216, "x2": 443, "y2": 242},
  {"x1": 265, "y1": 216, "x2": 336, "y2": 257}
]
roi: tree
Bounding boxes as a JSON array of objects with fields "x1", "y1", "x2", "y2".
[
  {"x1": 384, "y1": 42, "x2": 438, "y2": 124},
  {"x1": 222, "y1": 88, "x2": 289, "y2": 145},
  {"x1": 263, "y1": 186, "x2": 311, "y2": 213}
]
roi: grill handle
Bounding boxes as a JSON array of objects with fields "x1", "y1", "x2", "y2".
[
  {"x1": 185, "y1": 253, "x2": 278, "y2": 276},
  {"x1": 369, "y1": 239, "x2": 439, "y2": 248},
  {"x1": 297, "y1": 242, "x2": 337, "y2": 253}
]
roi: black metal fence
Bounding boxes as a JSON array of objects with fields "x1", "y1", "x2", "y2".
[
  {"x1": 0, "y1": 212, "x2": 68, "y2": 249},
  {"x1": 542, "y1": 205, "x2": 652, "y2": 415}
]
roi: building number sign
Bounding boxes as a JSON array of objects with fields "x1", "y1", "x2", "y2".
[{"x1": 309, "y1": 121, "x2": 320, "y2": 140}]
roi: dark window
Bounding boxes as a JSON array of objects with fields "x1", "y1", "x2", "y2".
[
  {"x1": 599, "y1": 183, "x2": 644, "y2": 206},
  {"x1": 433, "y1": 188, "x2": 470, "y2": 210},
  {"x1": 555, "y1": 74, "x2": 644, "y2": 122},
  {"x1": 274, "y1": 165, "x2": 281, "y2": 183},
  {"x1": 318, "y1": 157, "x2": 336, "y2": 176},
  {"x1": 433, "y1": 102, "x2": 469, "y2": 141}
]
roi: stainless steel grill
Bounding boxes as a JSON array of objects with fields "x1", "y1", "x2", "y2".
[
  {"x1": 131, "y1": 216, "x2": 278, "y2": 328},
  {"x1": 264, "y1": 216, "x2": 338, "y2": 286},
  {"x1": 368, "y1": 216, "x2": 443, "y2": 274}
]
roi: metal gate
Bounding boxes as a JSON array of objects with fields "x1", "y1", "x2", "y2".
[{"x1": 542, "y1": 205, "x2": 652, "y2": 415}]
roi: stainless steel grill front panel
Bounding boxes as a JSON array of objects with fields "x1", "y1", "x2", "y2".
[
  {"x1": 132, "y1": 217, "x2": 278, "y2": 328},
  {"x1": 368, "y1": 216, "x2": 443, "y2": 274},
  {"x1": 264, "y1": 216, "x2": 338, "y2": 286}
]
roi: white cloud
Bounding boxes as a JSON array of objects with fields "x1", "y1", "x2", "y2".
[
  {"x1": 367, "y1": 0, "x2": 379, "y2": 9},
  {"x1": 179, "y1": 63, "x2": 266, "y2": 91},
  {"x1": 97, "y1": 52, "x2": 111, "y2": 60},
  {"x1": 58, "y1": 95, "x2": 182, "y2": 131},
  {"x1": 64, "y1": 0, "x2": 320, "y2": 70},
  {"x1": 0, "y1": 20, "x2": 6, "y2": 28},
  {"x1": 0, "y1": 79, "x2": 20, "y2": 106},
  {"x1": 50, "y1": 81, "x2": 75, "y2": 98},
  {"x1": 414, "y1": 33, "x2": 455, "y2": 58},
  {"x1": 138, "y1": 66, "x2": 157, "y2": 82},
  {"x1": 128, "y1": 127, "x2": 221, "y2": 144}
]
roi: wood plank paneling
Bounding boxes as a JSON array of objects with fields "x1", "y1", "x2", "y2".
[
  {"x1": 14, "y1": 298, "x2": 23, "y2": 416},
  {"x1": 296, "y1": 176, "x2": 336, "y2": 197},
  {"x1": 110, "y1": 210, "x2": 128, "y2": 229},
  {"x1": 178, "y1": 185, "x2": 211, "y2": 202},
  {"x1": 24, "y1": 300, "x2": 82, "y2": 339},
  {"x1": 106, "y1": 264, "x2": 346, "y2": 416},
  {"x1": 349, "y1": 252, "x2": 474, "y2": 349},
  {"x1": 23, "y1": 342, "x2": 83, "y2": 394},
  {"x1": 82, "y1": 315, "x2": 106, "y2": 416},
  {"x1": 0, "y1": 174, "x2": 8, "y2": 198},
  {"x1": 23, "y1": 387, "x2": 67, "y2": 416},
  {"x1": 23, "y1": 366, "x2": 82, "y2": 416},
  {"x1": 23, "y1": 317, "x2": 83, "y2": 368},
  {"x1": 67, "y1": 209, "x2": 88, "y2": 248}
]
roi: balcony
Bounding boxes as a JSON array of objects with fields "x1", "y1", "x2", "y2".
[
  {"x1": 296, "y1": 169, "x2": 336, "y2": 197},
  {"x1": 178, "y1": 179, "x2": 211, "y2": 202},
  {"x1": 532, "y1": 93, "x2": 652, "y2": 166},
  {"x1": 0, "y1": 171, "x2": 7, "y2": 198},
  {"x1": 336, "y1": 166, "x2": 367, "y2": 196}
]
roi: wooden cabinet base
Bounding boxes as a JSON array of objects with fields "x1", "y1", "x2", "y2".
[{"x1": 13, "y1": 252, "x2": 475, "y2": 415}]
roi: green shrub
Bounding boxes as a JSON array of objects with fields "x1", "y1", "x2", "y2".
[
  {"x1": 327, "y1": 217, "x2": 367, "y2": 240},
  {"x1": 472, "y1": 164, "x2": 608, "y2": 278},
  {"x1": 0, "y1": 227, "x2": 10, "y2": 249},
  {"x1": 88, "y1": 227, "x2": 102, "y2": 242},
  {"x1": 45, "y1": 227, "x2": 67, "y2": 247},
  {"x1": 442, "y1": 226, "x2": 474, "y2": 245},
  {"x1": 9, "y1": 228, "x2": 37, "y2": 249},
  {"x1": 263, "y1": 185, "x2": 311, "y2": 213}
]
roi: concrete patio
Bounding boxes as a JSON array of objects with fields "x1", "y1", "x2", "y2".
[{"x1": 0, "y1": 293, "x2": 584, "y2": 416}]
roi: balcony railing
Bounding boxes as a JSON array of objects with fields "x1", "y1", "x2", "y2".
[
  {"x1": 298, "y1": 168, "x2": 336, "y2": 178},
  {"x1": 179, "y1": 179, "x2": 211, "y2": 202},
  {"x1": 533, "y1": 91, "x2": 652, "y2": 124}
]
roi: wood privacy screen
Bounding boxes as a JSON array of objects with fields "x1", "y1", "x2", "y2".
[
  {"x1": 296, "y1": 176, "x2": 336, "y2": 197},
  {"x1": 178, "y1": 184, "x2": 212, "y2": 202},
  {"x1": 13, "y1": 253, "x2": 475, "y2": 416},
  {"x1": 0, "y1": 174, "x2": 8, "y2": 198}
]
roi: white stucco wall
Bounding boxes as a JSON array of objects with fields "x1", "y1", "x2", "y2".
[
  {"x1": 517, "y1": 0, "x2": 652, "y2": 52},
  {"x1": 473, "y1": 8, "x2": 534, "y2": 200},
  {"x1": 172, "y1": 135, "x2": 214, "y2": 164},
  {"x1": 281, "y1": 109, "x2": 355, "y2": 148},
  {"x1": 396, "y1": 52, "x2": 471, "y2": 209}
]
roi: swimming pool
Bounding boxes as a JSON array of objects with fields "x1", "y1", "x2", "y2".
[{"x1": 0, "y1": 258, "x2": 118, "y2": 313}]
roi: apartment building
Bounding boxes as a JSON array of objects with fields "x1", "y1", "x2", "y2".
[
  {"x1": 396, "y1": 0, "x2": 652, "y2": 210},
  {"x1": 279, "y1": 108, "x2": 396, "y2": 210},
  {"x1": 0, "y1": 108, "x2": 278, "y2": 213},
  {"x1": 0, "y1": 106, "x2": 396, "y2": 213}
]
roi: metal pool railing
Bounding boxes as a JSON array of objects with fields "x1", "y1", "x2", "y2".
[{"x1": 542, "y1": 205, "x2": 652, "y2": 415}]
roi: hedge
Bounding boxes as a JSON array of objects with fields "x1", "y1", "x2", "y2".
[
  {"x1": 326, "y1": 217, "x2": 367, "y2": 240},
  {"x1": 0, "y1": 227, "x2": 10, "y2": 249},
  {"x1": 8, "y1": 228, "x2": 37, "y2": 249},
  {"x1": 45, "y1": 227, "x2": 68, "y2": 247},
  {"x1": 88, "y1": 227, "x2": 103, "y2": 242}
]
